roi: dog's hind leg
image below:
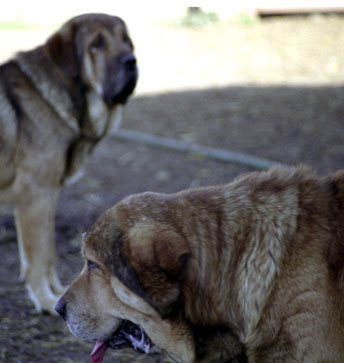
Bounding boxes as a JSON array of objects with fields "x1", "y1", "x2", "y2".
[{"x1": 14, "y1": 184, "x2": 64, "y2": 314}]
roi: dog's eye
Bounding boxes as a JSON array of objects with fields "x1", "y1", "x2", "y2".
[
  {"x1": 87, "y1": 260, "x2": 99, "y2": 271},
  {"x1": 90, "y1": 34, "x2": 105, "y2": 50}
]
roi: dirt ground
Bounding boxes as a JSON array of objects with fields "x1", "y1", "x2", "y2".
[{"x1": 1, "y1": 14, "x2": 344, "y2": 363}]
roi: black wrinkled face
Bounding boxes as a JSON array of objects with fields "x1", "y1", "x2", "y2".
[
  {"x1": 78, "y1": 15, "x2": 138, "y2": 106},
  {"x1": 102, "y1": 52, "x2": 138, "y2": 106},
  {"x1": 46, "y1": 13, "x2": 138, "y2": 105}
]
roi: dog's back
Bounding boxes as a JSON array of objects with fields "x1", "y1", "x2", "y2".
[
  {"x1": 232, "y1": 167, "x2": 344, "y2": 361},
  {"x1": 172, "y1": 166, "x2": 344, "y2": 361}
]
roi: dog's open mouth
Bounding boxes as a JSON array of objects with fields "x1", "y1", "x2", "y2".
[{"x1": 91, "y1": 320, "x2": 152, "y2": 363}]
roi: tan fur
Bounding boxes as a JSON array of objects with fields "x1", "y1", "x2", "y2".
[
  {"x1": 58, "y1": 166, "x2": 344, "y2": 362},
  {"x1": 0, "y1": 13, "x2": 137, "y2": 313}
]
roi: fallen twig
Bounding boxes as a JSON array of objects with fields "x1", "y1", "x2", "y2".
[{"x1": 112, "y1": 129, "x2": 286, "y2": 170}]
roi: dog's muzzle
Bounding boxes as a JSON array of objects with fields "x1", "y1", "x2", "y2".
[
  {"x1": 102, "y1": 53, "x2": 138, "y2": 106},
  {"x1": 55, "y1": 297, "x2": 152, "y2": 363}
]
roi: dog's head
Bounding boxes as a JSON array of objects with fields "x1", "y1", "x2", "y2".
[
  {"x1": 56, "y1": 192, "x2": 245, "y2": 363},
  {"x1": 56, "y1": 193, "x2": 195, "y2": 363},
  {"x1": 46, "y1": 13, "x2": 138, "y2": 106}
]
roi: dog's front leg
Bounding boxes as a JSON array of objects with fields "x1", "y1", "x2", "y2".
[{"x1": 14, "y1": 184, "x2": 64, "y2": 314}]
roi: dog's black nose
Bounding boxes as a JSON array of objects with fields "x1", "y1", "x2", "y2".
[
  {"x1": 122, "y1": 53, "x2": 137, "y2": 72},
  {"x1": 55, "y1": 297, "x2": 67, "y2": 320}
]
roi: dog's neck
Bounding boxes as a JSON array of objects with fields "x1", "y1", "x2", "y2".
[
  {"x1": 170, "y1": 179, "x2": 299, "y2": 343},
  {"x1": 16, "y1": 47, "x2": 120, "y2": 140},
  {"x1": 16, "y1": 47, "x2": 81, "y2": 133}
]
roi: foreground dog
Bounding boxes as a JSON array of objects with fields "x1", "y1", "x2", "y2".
[
  {"x1": 0, "y1": 13, "x2": 138, "y2": 313},
  {"x1": 56, "y1": 166, "x2": 344, "y2": 362}
]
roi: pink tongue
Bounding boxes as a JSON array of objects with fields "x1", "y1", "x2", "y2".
[{"x1": 91, "y1": 341, "x2": 109, "y2": 363}]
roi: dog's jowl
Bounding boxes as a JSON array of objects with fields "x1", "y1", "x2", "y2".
[{"x1": 0, "y1": 13, "x2": 138, "y2": 314}]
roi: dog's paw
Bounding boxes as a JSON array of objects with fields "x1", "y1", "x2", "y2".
[
  {"x1": 49, "y1": 272, "x2": 66, "y2": 296},
  {"x1": 26, "y1": 278, "x2": 63, "y2": 315}
]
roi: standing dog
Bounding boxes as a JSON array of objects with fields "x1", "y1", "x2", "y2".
[
  {"x1": 0, "y1": 13, "x2": 138, "y2": 314},
  {"x1": 56, "y1": 166, "x2": 344, "y2": 362}
]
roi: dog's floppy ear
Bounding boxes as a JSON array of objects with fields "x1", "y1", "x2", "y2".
[
  {"x1": 126, "y1": 222, "x2": 190, "y2": 279},
  {"x1": 45, "y1": 23, "x2": 79, "y2": 79},
  {"x1": 152, "y1": 228, "x2": 190, "y2": 279},
  {"x1": 124, "y1": 222, "x2": 190, "y2": 315}
]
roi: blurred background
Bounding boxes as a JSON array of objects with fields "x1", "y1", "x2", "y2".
[
  {"x1": 1, "y1": 2, "x2": 344, "y2": 362},
  {"x1": 1, "y1": 1, "x2": 344, "y2": 92}
]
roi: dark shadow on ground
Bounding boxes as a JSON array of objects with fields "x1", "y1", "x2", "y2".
[{"x1": 1, "y1": 85, "x2": 343, "y2": 362}]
